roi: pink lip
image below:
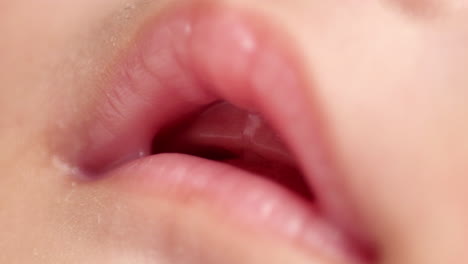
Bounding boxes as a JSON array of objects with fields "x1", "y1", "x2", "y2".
[{"x1": 77, "y1": 2, "x2": 372, "y2": 263}]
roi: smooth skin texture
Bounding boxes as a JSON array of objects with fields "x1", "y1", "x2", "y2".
[{"x1": 1, "y1": 0, "x2": 468, "y2": 263}]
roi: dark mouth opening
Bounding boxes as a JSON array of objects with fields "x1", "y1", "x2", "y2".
[{"x1": 152, "y1": 101, "x2": 314, "y2": 201}]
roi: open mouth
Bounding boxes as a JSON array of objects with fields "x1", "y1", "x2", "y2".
[
  {"x1": 76, "y1": 3, "x2": 375, "y2": 263},
  {"x1": 152, "y1": 101, "x2": 314, "y2": 201}
]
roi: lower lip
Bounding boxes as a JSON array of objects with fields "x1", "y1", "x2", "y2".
[
  {"x1": 78, "y1": 2, "x2": 366, "y2": 263},
  {"x1": 103, "y1": 153, "x2": 353, "y2": 262}
]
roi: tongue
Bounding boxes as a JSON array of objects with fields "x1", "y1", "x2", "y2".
[
  {"x1": 154, "y1": 102, "x2": 293, "y2": 165},
  {"x1": 153, "y1": 102, "x2": 313, "y2": 199}
]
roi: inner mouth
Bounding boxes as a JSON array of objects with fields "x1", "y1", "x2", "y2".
[{"x1": 152, "y1": 101, "x2": 314, "y2": 201}]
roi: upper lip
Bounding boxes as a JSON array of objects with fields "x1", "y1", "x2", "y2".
[{"x1": 73, "y1": 1, "x2": 372, "y2": 262}]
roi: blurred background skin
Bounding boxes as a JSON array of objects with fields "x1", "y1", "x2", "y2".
[{"x1": 1, "y1": 0, "x2": 468, "y2": 263}]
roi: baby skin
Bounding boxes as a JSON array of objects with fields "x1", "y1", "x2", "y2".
[{"x1": 1, "y1": 0, "x2": 468, "y2": 263}]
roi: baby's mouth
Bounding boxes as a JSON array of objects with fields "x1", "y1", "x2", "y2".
[{"x1": 77, "y1": 2, "x2": 374, "y2": 263}]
